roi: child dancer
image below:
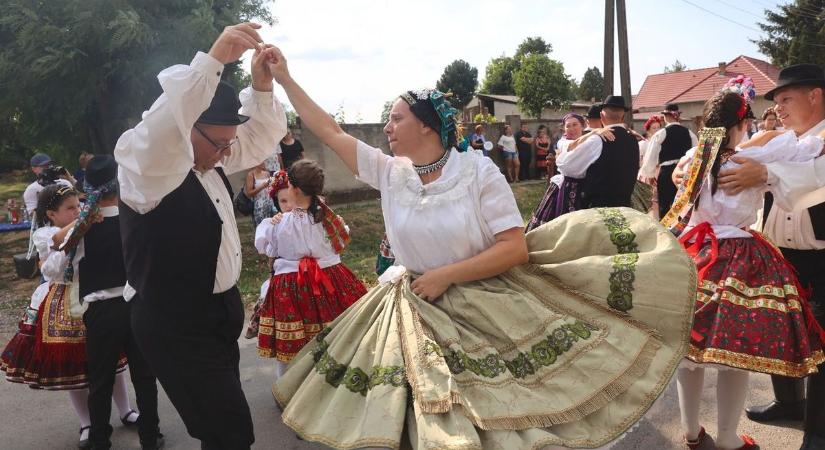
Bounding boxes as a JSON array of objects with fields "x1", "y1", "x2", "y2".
[
  {"x1": 667, "y1": 78, "x2": 825, "y2": 450},
  {"x1": 0, "y1": 184, "x2": 140, "y2": 448},
  {"x1": 254, "y1": 160, "x2": 366, "y2": 377},
  {"x1": 246, "y1": 170, "x2": 292, "y2": 339}
]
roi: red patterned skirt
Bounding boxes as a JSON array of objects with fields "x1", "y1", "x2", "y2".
[
  {"x1": 4, "y1": 284, "x2": 126, "y2": 390},
  {"x1": 683, "y1": 228, "x2": 825, "y2": 377},
  {"x1": 258, "y1": 261, "x2": 367, "y2": 362}
]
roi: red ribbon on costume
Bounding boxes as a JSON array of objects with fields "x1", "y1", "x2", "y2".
[
  {"x1": 297, "y1": 257, "x2": 335, "y2": 297},
  {"x1": 678, "y1": 222, "x2": 719, "y2": 281}
]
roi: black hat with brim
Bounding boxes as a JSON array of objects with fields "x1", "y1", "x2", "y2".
[
  {"x1": 662, "y1": 103, "x2": 680, "y2": 114},
  {"x1": 197, "y1": 81, "x2": 250, "y2": 126},
  {"x1": 85, "y1": 155, "x2": 117, "y2": 189},
  {"x1": 586, "y1": 104, "x2": 603, "y2": 119},
  {"x1": 601, "y1": 95, "x2": 631, "y2": 111},
  {"x1": 764, "y1": 64, "x2": 825, "y2": 101}
]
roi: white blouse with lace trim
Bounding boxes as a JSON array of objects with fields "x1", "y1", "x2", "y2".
[
  {"x1": 356, "y1": 140, "x2": 523, "y2": 274},
  {"x1": 254, "y1": 208, "x2": 342, "y2": 276}
]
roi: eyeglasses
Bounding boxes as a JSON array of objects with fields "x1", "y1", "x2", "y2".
[{"x1": 194, "y1": 125, "x2": 238, "y2": 153}]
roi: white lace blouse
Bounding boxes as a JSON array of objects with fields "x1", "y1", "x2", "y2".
[
  {"x1": 684, "y1": 132, "x2": 825, "y2": 239},
  {"x1": 355, "y1": 141, "x2": 524, "y2": 274},
  {"x1": 254, "y1": 209, "x2": 342, "y2": 275}
]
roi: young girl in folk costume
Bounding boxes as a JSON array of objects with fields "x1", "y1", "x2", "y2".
[
  {"x1": 525, "y1": 113, "x2": 585, "y2": 232},
  {"x1": 665, "y1": 77, "x2": 825, "y2": 450},
  {"x1": 254, "y1": 160, "x2": 367, "y2": 376},
  {"x1": 246, "y1": 170, "x2": 292, "y2": 339},
  {"x1": 638, "y1": 116, "x2": 665, "y2": 218},
  {"x1": 0, "y1": 184, "x2": 137, "y2": 448},
  {"x1": 269, "y1": 42, "x2": 696, "y2": 449}
]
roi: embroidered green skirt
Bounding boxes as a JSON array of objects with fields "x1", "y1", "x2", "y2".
[{"x1": 273, "y1": 208, "x2": 696, "y2": 449}]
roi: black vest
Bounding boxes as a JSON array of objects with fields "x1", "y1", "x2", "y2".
[
  {"x1": 119, "y1": 168, "x2": 233, "y2": 308},
  {"x1": 78, "y1": 215, "x2": 127, "y2": 299},
  {"x1": 659, "y1": 124, "x2": 693, "y2": 163},
  {"x1": 580, "y1": 126, "x2": 639, "y2": 208}
]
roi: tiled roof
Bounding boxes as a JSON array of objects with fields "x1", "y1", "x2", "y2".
[{"x1": 634, "y1": 56, "x2": 780, "y2": 109}]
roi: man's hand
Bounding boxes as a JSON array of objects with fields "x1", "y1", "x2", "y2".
[
  {"x1": 208, "y1": 22, "x2": 263, "y2": 65},
  {"x1": 250, "y1": 44, "x2": 278, "y2": 92},
  {"x1": 265, "y1": 46, "x2": 292, "y2": 85},
  {"x1": 718, "y1": 156, "x2": 768, "y2": 195}
]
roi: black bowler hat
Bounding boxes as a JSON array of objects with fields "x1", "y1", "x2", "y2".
[
  {"x1": 662, "y1": 103, "x2": 680, "y2": 114},
  {"x1": 197, "y1": 81, "x2": 250, "y2": 126},
  {"x1": 601, "y1": 95, "x2": 630, "y2": 111},
  {"x1": 586, "y1": 104, "x2": 603, "y2": 119},
  {"x1": 85, "y1": 155, "x2": 117, "y2": 189},
  {"x1": 765, "y1": 64, "x2": 825, "y2": 101}
]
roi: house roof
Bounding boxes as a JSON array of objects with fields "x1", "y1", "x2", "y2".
[
  {"x1": 634, "y1": 56, "x2": 780, "y2": 109},
  {"x1": 477, "y1": 94, "x2": 519, "y2": 103}
]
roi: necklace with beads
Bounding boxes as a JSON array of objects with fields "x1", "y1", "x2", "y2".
[{"x1": 413, "y1": 150, "x2": 450, "y2": 175}]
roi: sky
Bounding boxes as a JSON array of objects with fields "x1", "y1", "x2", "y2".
[{"x1": 246, "y1": 0, "x2": 786, "y2": 123}]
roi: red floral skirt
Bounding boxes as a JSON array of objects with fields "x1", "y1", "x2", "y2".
[
  {"x1": 684, "y1": 231, "x2": 825, "y2": 377},
  {"x1": 258, "y1": 262, "x2": 367, "y2": 362},
  {"x1": 4, "y1": 284, "x2": 126, "y2": 390}
]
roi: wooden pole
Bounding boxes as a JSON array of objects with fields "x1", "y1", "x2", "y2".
[
  {"x1": 603, "y1": 0, "x2": 615, "y2": 99},
  {"x1": 616, "y1": 0, "x2": 632, "y2": 126}
]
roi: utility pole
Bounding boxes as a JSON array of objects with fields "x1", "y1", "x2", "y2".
[
  {"x1": 616, "y1": 0, "x2": 633, "y2": 126},
  {"x1": 603, "y1": 0, "x2": 615, "y2": 98}
]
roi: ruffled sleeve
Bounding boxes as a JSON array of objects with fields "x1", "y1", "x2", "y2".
[
  {"x1": 736, "y1": 132, "x2": 824, "y2": 164},
  {"x1": 477, "y1": 158, "x2": 524, "y2": 234},
  {"x1": 355, "y1": 140, "x2": 392, "y2": 190},
  {"x1": 254, "y1": 219, "x2": 279, "y2": 258},
  {"x1": 32, "y1": 226, "x2": 60, "y2": 260}
]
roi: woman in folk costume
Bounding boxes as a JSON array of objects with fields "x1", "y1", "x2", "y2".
[
  {"x1": 525, "y1": 113, "x2": 585, "y2": 232},
  {"x1": 255, "y1": 160, "x2": 367, "y2": 377},
  {"x1": 0, "y1": 184, "x2": 136, "y2": 448},
  {"x1": 267, "y1": 47, "x2": 696, "y2": 450},
  {"x1": 662, "y1": 77, "x2": 825, "y2": 450}
]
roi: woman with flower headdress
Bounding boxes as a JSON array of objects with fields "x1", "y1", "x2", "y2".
[
  {"x1": 661, "y1": 76, "x2": 825, "y2": 450},
  {"x1": 254, "y1": 161, "x2": 366, "y2": 378},
  {"x1": 265, "y1": 47, "x2": 696, "y2": 449}
]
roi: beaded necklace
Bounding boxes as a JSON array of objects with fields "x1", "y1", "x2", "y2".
[{"x1": 413, "y1": 150, "x2": 450, "y2": 175}]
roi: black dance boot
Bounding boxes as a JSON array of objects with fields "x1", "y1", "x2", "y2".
[
  {"x1": 801, "y1": 367, "x2": 825, "y2": 450},
  {"x1": 745, "y1": 375, "x2": 805, "y2": 422}
]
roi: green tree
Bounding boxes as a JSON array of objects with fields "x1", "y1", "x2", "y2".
[
  {"x1": 480, "y1": 55, "x2": 518, "y2": 95},
  {"x1": 380, "y1": 100, "x2": 394, "y2": 123},
  {"x1": 513, "y1": 54, "x2": 574, "y2": 118},
  {"x1": 515, "y1": 36, "x2": 552, "y2": 58},
  {"x1": 0, "y1": 0, "x2": 274, "y2": 167},
  {"x1": 578, "y1": 67, "x2": 604, "y2": 101},
  {"x1": 435, "y1": 60, "x2": 478, "y2": 110},
  {"x1": 664, "y1": 60, "x2": 688, "y2": 73},
  {"x1": 756, "y1": 0, "x2": 825, "y2": 67}
]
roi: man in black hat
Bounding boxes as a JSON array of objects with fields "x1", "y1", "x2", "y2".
[
  {"x1": 639, "y1": 103, "x2": 698, "y2": 218},
  {"x1": 558, "y1": 95, "x2": 639, "y2": 209},
  {"x1": 114, "y1": 23, "x2": 287, "y2": 449},
  {"x1": 62, "y1": 155, "x2": 162, "y2": 450},
  {"x1": 584, "y1": 104, "x2": 603, "y2": 132},
  {"x1": 710, "y1": 63, "x2": 825, "y2": 450}
]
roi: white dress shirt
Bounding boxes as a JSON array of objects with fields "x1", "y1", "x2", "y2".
[
  {"x1": 639, "y1": 123, "x2": 699, "y2": 179},
  {"x1": 114, "y1": 51, "x2": 288, "y2": 294},
  {"x1": 556, "y1": 124, "x2": 627, "y2": 179},
  {"x1": 763, "y1": 119, "x2": 825, "y2": 250}
]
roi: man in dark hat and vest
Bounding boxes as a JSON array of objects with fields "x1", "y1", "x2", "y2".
[
  {"x1": 688, "y1": 63, "x2": 825, "y2": 450},
  {"x1": 114, "y1": 23, "x2": 287, "y2": 449},
  {"x1": 558, "y1": 95, "x2": 640, "y2": 209},
  {"x1": 584, "y1": 104, "x2": 603, "y2": 132},
  {"x1": 54, "y1": 155, "x2": 162, "y2": 450},
  {"x1": 639, "y1": 103, "x2": 698, "y2": 218}
]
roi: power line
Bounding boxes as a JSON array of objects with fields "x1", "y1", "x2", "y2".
[
  {"x1": 677, "y1": 0, "x2": 763, "y2": 32},
  {"x1": 716, "y1": 0, "x2": 766, "y2": 20}
]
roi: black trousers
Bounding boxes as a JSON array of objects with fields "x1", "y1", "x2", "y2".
[
  {"x1": 518, "y1": 149, "x2": 532, "y2": 180},
  {"x1": 657, "y1": 164, "x2": 678, "y2": 218},
  {"x1": 776, "y1": 247, "x2": 825, "y2": 436},
  {"x1": 83, "y1": 297, "x2": 160, "y2": 448},
  {"x1": 132, "y1": 286, "x2": 253, "y2": 450}
]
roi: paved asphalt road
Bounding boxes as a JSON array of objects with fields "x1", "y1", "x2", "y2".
[{"x1": 0, "y1": 332, "x2": 806, "y2": 449}]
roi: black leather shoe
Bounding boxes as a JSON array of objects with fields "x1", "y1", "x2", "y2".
[
  {"x1": 745, "y1": 400, "x2": 805, "y2": 422},
  {"x1": 141, "y1": 433, "x2": 165, "y2": 450},
  {"x1": 78, "y1": 426, "x2": 91, "y2": 450},
  {"x1": 800, "y1": 432, "x2": 825, "y2": 450}
]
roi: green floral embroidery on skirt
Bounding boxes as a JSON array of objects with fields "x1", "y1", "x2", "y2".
[
  {"x1": 423, "y1": 320, "x2": 597, "y2": 379},
  {"x1": 311, "y1": 328, "x2": 406, "y2": 396},
  {"x1": 596, "y1": 208, "x2": 640, "y2": 312}
]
